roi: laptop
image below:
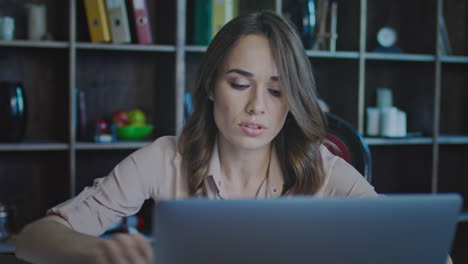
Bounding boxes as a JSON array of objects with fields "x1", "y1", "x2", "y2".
[{"x1": 153, "y1": 194, "x2": 462, "y2": 264}]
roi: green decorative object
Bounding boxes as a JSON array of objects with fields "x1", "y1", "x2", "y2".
[{"x1": 117, "y1": 125, "x2": 154, "y2": 141}]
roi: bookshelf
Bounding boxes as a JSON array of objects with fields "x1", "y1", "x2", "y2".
[{"x1": 0, "y1": 0, "x2": 467, "y2": 261}]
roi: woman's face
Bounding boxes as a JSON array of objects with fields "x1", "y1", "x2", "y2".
[{"x1": 211, "y1": 34, "x2": 289, "y2": 151}]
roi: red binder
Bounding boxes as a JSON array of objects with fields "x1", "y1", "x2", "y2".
[{"x1": 129, "y1": 0, "x2": 152, "y2": 44}]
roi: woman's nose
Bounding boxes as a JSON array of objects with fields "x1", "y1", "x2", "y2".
[{"x1": 245, "y1": 90, "x2": 265, "y2": 114}]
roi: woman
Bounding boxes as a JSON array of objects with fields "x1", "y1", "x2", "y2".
[{"x1": 15, "y1": 10, "x2": 378, "y2": 264}]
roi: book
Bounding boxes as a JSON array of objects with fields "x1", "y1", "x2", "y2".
[
  {"x1": 211, "y1": 0, "x2": 238, "y2": 38},
  {"x1": 439, "y1": 15, "x2": 452, "y2": 56},
  {"x1": 194, "y1": 0, "x2": 212, "y2": 45},
  {"x1": 84, "y1": 0, "x2": 112, "y2": 43},
  {"x1": 128, "y1": 0, "x2": 153, "y2": 44},
  {"x1": 106, "y1": 0, "x2": 132, "y2": 43}
]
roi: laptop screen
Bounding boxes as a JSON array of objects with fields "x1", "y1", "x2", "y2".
[{"x1": 153, "y1": 194, "x2": 461, "y2": 264}]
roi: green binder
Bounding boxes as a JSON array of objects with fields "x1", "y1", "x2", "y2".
[{"x1": 194, "y1": 0, "x2": 212, "y2": 46}]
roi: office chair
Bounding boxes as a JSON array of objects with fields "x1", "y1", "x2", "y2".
[{"x1": 324, "y1": 112, "x2": 372, "y2": 183}]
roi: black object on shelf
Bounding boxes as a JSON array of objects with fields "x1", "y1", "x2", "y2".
[
  {"x1": 284, "y1": 0, "x2": 317, "y2": 49},
  {"x1": 0, "y1": 82, "x2": 27, "y2": 142}
]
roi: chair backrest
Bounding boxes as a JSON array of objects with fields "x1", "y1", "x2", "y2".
[{"x1": 324, "y1": 112, "x2": 372, "y2": 182}]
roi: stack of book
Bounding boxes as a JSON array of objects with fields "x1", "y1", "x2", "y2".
[{"x1": 84, "y1": 0, "x2": 152, "y2": 44}]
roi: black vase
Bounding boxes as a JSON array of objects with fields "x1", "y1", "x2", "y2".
[{"x1": 0, "y1": 82, "x2": 27, "y2": 142}]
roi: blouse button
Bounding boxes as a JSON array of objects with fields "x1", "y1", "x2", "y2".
[{"x1": 273, "y1": 188, "x2": 278, "y2": 193}]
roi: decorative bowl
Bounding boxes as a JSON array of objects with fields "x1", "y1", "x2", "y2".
[{"x1": 117, "y1": 125, "x2": 154, "y2": 141}]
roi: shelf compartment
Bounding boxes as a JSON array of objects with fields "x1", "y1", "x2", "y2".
[
  {"x1": 75, "y1": 43, "x2": 176, "y2": 52},
  {"x1": 76, "y1": 50, "x2": 176, "y2": 138},
  {"x1": 312, "y1": 59, "x2": 360, "y2": 127},
  {"x1": 365, "y1": 53, "x2": 435, "y2": 62},
  {"x1": 0, "y1": 0, "x2": 69, "y2": 42},
  {"x1": 0, "y1": 151, "x2": 69, "y2": 232},
  {"x1": 440, "y1": 64, "x2": 468, "y2": 135},
  {"x1": 0, "y1": 48, "x2": 69, "y2": 141},
  {"x1": 370, "y1": 145, "x2": 433, "y2": 194},
  {"x1": 365, "y1": 61, "x2": 436, "y2": 136},
  {"x1": 366, "y1": 0, "x2": 437, "y2": 54},
  {"x1": 365, "y1": 137, "x2": 433, "y2": 145},
  {"x1": 438, "y1": 145, "x2": 468, "y2": 211},
  {"x1": 76, "y1": 0, "x2": 176, "y2": 45},
  {"x1": 0, "y1": 40, "x2": 69, "y2": 49},
  {"x1": 75, "y1": 141, "x2": 152, "y2": 150},
  {"x1": 443, "y1": 0, "x2": 468, "y2": 56},
  {"x1": 0, "y1": 142, "x2": 68, "y2": 151}
]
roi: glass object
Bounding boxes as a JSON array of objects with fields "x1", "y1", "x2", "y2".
[
  {"x1": 0, "y1": 82, "x2": 27, "y2": 142},
  {"x1": 0, "y1": 16, "x2": 15, "y2": 41}
]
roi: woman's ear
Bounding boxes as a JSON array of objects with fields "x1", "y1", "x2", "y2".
[{"x1": 206, "y1": 85, "x2": 214, "y2": 101}]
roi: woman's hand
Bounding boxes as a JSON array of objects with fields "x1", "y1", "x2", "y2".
[{"x1": 90, "y1": 233, "x2": 153, "y2": 264}]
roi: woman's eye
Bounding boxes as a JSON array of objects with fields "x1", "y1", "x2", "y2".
[
  {"x1": 231, "y1": 83, "x2": 249, "y2": 89},
  {"x1": 269, "y1": 89, "x2": 282, "y2": 97}
]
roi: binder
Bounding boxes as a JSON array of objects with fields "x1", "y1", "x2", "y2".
[
  {"x1": 84, "y1": 0, "x2": 112, "y2": 43},
  {"x1": 211, "y1": 0, "x2": 238, "y2": 38},
  {"x1": 106, "y1": 0, "x2": 132, "y2": 43},
  {"x1": 194, "y1": 0, "x2": 212, "y2": 45},
  {"x1": 128, "y1": 0, "x2": 153, "y2": 44}
]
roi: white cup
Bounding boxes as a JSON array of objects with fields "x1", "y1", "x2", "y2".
[
  {"x1": 0, "y1": 16, "x2": 15, "y2": 41},
  {"x1": 366, "y1": 107, "x2": 380, "y2": 136},
  {"x1": 377, "y1": 88, "x2": 393, "y2": 109},
  {"x1": 380, "y1": 107, "x2": 399, "y2": 137},
  {"x1": 397, "y1": 110, "x2": 407, "y2": 137},
  {"x1": 26, "y1": 4, "x2": 47, "y2": 40}
]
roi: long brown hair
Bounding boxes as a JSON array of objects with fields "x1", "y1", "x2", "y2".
[{"x1": 178, "y1": 10, "x2": 326, "y2": 196}]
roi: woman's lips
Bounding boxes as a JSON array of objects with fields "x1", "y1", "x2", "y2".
[{"x1": 239, "y1": 122, "x2": 266, "y2": 137}]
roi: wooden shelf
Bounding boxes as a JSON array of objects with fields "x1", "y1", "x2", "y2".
[
  {"x1": 75, "y1": 42, "x2": 176, "y2": 52},
  {"x1": 185, "y1": 45, "x2": 208, "y2": 52},
  {"x1": 365, "y1": 52, "x2": 435, "y2": 62},
  {"x1": 365, "y1": 137, "x2": 433, "y2": 146},
  {"x1": 75, "y1": 141, "x2": 152, "y2": 150},
  {"x1": 438, "y1": 135, "x2": 468, "y2": 145},
  {"x1": 0, "y1": 142, "x2": 68, "y2": 152},
  {"x1": 441, "y1": 56, "x2": 468, "y2": 64},
  {"x1": 185, "y1": 47, "x2": 361, "y2": 60},
  {"x1": 306, "y1": 50, "x2": 360, "y2": 59},
  {"x1": 0, "y1": 40, "x2": 69, "y2": 49}
]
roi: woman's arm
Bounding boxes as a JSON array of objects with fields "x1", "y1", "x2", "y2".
[{"x1": 15, "y1": 215, "x2": 152, "y2": 264}]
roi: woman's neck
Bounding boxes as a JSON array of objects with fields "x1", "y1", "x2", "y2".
[{"x1": 217, "y1": 135, "x2": 272, "y2": 198}]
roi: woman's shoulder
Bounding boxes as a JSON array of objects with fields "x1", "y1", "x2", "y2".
[
  {"x1": 318, "y1": 144, "x2": 378, "y2": 197},
  {"x1": 131, "y1": 135, "x2": 181, "y2": 163},
  {"x1": 319, "y1": 144, "x2": 339, "y2": 170}
]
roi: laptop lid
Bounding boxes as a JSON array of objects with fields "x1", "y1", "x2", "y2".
[{"x1": 153, "y1": 194, "x2": 461, "y2": 264}]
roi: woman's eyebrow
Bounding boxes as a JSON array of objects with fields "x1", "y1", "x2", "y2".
[
  {"x1": 225, "y1": 68, "x2": 254, "y2": 77},
  {"x1": 225, "y1": 69, "x2": 280, "y2": 81}
]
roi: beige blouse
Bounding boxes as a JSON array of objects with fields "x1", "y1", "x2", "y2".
[{"x1": 49, "y1": 136, "x2": 378, "y2": 236}]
